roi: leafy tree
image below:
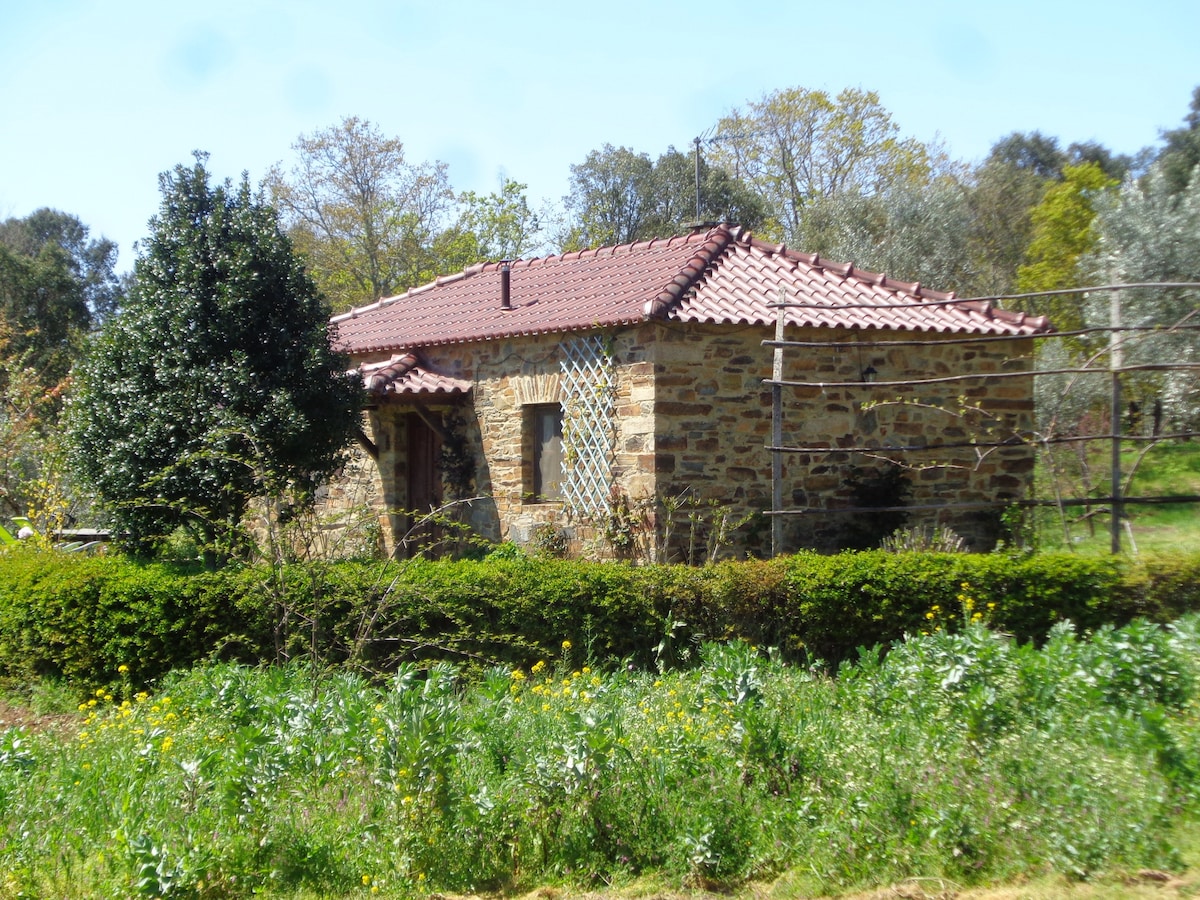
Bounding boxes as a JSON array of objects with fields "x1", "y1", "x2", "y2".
[
  {"x1": 797, "y1": 174, "x2": 978, "y2": 293},
  {"x1": 267, "y1": 116, "x2": 455, "y2": 311},
  {"x1": 1156, "y1": 85, "x2": 1200, "y2": 195},
  {"x1": 67, "y1": 155, "x2": 362, "y2": 559},
  {"x1": 962, "y1": 153, "x2": 1053, "y2": 297},
  {"x1": 652, "y1": 145, "x2": 769, "y2": 233},
  {"x1": 437, "y1": 178, "x2": 545, "y2": 269},
  {"x1": 0, "y1": 322, "x2": 75, "y2": 527},
  {"x1": 0, "y1": 240, "x2": 89, "y2": 389},
  {"x1": 986, "y1": 131, "x2": 1067, "y2": 180},
  {"x1": 560, "y1": 144, "x2": 768, "y2": 250},
  {"x1": 776, "y1": 127, "x2": 1130, "y2": 301},
  {"x1": 709, "y1": 86, "x2": 931, "y2": 243},
  {"x1": 1066, "y1": 141, "x2": 1133, "y2": 183},
  {"x1": 1016, "y1": 162, "x2": 1119, "y2": 330},
  {"x1": 1081, "y1": 163, "x2": 1200, "y2": 429},
  {"x1": 0, "y1": 208, "x2": 121, "y2": 530},
  {"x1": 0, "y1": 209, "x2": 123, "y2": 322},
  {"x1": 562, "y1": 144, "x2": 659, "y2": 248}
]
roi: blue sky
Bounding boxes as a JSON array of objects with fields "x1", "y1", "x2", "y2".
[{"x1": 2, "y1": 0, "x2": 1197, "y2": 272}]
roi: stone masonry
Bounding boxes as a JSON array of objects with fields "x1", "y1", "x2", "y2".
[{"x1": 330, "y1": 321, "x2": 1038, "y2": 559}]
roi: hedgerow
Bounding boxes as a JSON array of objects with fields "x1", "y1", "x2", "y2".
[{"x1": 0, "y1": 546, "x2": 1193, "y2": 688}]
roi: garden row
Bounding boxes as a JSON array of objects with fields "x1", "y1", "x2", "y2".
[{"x1": 2, "y1": 546, "x2": 1199, "y2": 688}]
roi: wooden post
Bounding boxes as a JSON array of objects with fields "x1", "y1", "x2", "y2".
[
  {"x1": 772, "y1": 292, "x2": 786, "y2": 557},
  {"x1": 1110, "y1": 289, "x2": 1123, "y2": 554}
]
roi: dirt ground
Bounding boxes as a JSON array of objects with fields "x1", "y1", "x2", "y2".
[{"x1": 492, "y1": 867, "x2": 1198, "y2": 900}]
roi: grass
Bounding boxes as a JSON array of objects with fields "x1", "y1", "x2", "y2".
[
  {"x1": 2, "y1": 614, "x2": 1200, "y2": 898},
  {"x1": 1032, "y1": 438, "x2": 1200, "y2": 554}
]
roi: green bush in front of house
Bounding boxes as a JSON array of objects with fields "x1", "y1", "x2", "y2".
[{"x1": 0, "y1": 545, "x2": 1195, "y2": 689}]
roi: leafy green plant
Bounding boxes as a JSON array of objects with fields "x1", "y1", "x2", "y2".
[
  {"x1": 881, "y1": 524, "x2": 967, "y2": 553},
  {"x1": 528, "y1": 522, "x2": 569, "y2": 559},
  {"x1": 4, "y1": 615, "x2": 1200, "y2": 895}
]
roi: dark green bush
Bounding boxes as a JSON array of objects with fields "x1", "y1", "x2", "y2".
[{"x1": 0, "y1": 546, "x2": 1197, "y2": 689}]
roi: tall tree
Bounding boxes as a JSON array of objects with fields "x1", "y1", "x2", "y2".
[
  {"x1": 266, "y1": 116, "x2": 455, "y2": 311},
  {"x1": 986, "y1": 131, "x2": 1067, "y2": 180},
  {"x1": 1016, "y1": 162, "x2": 1119, "y2": 330},
  {"x1": 0, "y1": 209, "x2": 123, "y2": 322},
  {"x1": 961, "y1": 135, "x2": 1064, "y2": 297},
  {"x1": 1157, "y1": 85, "x2": 1200, "y2": 195},
  {"x1": 68, "y1": 154, "x2": 362, "y2": 558},
  {"x1": 560, "y1": 144, "x2": 768, "y2": 250},
  {"x1": 708, "y1": 87, "x2": 931, "y2": 243},
  {"x1": 447, "y1": 178, "x2": 544, "y2": 263},
  {"x1": 1081, "y1": 163, "x2": 1200, "y2": 429},
  {"x1": 1066, "y1": 141, "x2": 1133, "y2": 183},
  {"x1": 0, "y1": 238, "x2": 89, "y2": 387},
  {"x1": 651, "y1": 146, "x2": 769, "y2": 233},
  {"x1": 562, "y1": 144, "x2": 659, "y2": 248},
  {"x1": 0, "y1": 208, "x2": 120, "y2": 530},
  {"x1": 797, "y1": 174, "x2": 977, "y2": 294}
]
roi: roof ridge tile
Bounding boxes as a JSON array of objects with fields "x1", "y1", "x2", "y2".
[{"x1": 643, "y1": 225, "x2": 737, "y2": 318}]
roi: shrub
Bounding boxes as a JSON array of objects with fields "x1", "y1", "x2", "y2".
[{"x1": 0, "y1": 547, "x2": 1198, "y2": 687}]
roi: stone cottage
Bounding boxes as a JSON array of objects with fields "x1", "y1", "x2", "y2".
[{"x1": 330, "y1": 224, "x2": 1051, "y2": 559}]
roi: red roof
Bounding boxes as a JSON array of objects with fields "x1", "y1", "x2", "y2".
[
  {"x1": 333, "y1": 224, "x2": 1050, "y2": 356},
  {"x1": 359, "y1": 353, "x2": 471, "y2": 397}
]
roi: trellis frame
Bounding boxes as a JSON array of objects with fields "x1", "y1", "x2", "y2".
[{"x1": 560, "y1": 335, "x2": 616, "y2": 516}]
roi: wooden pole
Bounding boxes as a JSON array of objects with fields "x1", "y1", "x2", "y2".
[
  {"x1": 1110, "y1": 289, "x2": 1123, "y2": 554},
  {"x1": 772, "y1": 293, "x2": 786, "y2": 557}
]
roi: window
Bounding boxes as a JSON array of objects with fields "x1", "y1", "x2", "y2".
[{"x1": 527, "y1": 403, "x2": 563, "y2": 501}]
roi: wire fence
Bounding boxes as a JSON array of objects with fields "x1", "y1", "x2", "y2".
[{"x1": 764, "y1": 282, "x2": 1200, "y2": 556}]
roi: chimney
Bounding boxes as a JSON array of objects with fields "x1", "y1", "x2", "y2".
[{"x1": 500, "y1": 261, "x2": 511, "y2": 310}]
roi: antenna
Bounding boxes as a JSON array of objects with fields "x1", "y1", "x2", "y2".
[{"x1": 690, "y1": 125, "x2": 768, "y2": 223}]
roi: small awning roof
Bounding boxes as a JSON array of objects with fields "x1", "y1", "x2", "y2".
[{"x1": 357, "y1": 353, "x2": 472, "y2": 399}]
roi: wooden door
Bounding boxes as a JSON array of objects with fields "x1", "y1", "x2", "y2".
[{"x1": 405, "y1": 412, "x2": 443, "y2": 554}]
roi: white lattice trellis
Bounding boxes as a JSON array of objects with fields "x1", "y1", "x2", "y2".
[{"x1": 560, "y1": 335, "x2": 615, "y2": 515}]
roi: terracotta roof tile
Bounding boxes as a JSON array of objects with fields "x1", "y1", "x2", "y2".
[
  {"x1": 332, "y1": 224, "x2": 1051, "y2": 357},
  {"x1": 358, "y1": 354, "x2": 471, "y2": 398}
]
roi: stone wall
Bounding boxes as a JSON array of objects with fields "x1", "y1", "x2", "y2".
[
  {"x1": 327, "y1": 322, "x2": 1037, "y2": 558},
  {"x1": 649, "y1": 323, "x2": 1037, "y2": 555}
]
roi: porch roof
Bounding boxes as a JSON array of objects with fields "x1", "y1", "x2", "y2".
[{"x1": 359, "y1": 353, "x2": 471, "y2": 399}]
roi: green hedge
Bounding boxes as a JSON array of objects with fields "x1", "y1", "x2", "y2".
[{"x1": 0, "y1": 546, "x2": 1194, "y2": 689}]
